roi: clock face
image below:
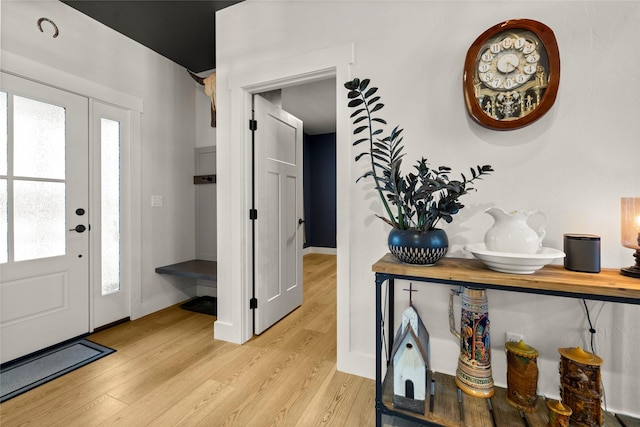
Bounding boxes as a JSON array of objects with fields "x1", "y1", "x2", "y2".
[{"x1": 463, "y1": 19, "x2": 560, "y2": 130}]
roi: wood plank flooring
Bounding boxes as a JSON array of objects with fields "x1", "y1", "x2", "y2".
[{"x1": 0, "y1": 254, "x2": 377, "y2": 426}]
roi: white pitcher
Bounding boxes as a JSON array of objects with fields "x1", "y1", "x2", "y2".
[{"x1": 484, "y1": 208, "x2": 547, "y2": 254}]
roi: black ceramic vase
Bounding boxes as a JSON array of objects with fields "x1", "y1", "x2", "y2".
[{"x1": 388, "y1": 228, "x2": 449, "y2": 265}]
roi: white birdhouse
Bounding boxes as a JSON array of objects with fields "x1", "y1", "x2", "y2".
[{"x1": 391, "y1": 305, "x2": 431, "y2": 414}]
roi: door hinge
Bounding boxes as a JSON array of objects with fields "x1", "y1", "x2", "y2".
[
  {"x1": 250, "y1": 209, "x2": 258, "y2": 220},
  {"x1": 249, "y1": 119, "x2": 257, "y2": 131},
  {"x1": 250, "y1": 298, "x2": 258, "y2": 309}
]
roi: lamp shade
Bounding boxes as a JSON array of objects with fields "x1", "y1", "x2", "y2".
[{"x1": 621, "y1": 197, "x2": 640, "y2": 250}]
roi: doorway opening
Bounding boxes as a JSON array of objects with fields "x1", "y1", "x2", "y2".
[
  {"x1": 214, "y1": 43, "x2": 353, "y2": 374},
  {"x1": 250, "y1": 79, "x2": 337, "y2": 335}
]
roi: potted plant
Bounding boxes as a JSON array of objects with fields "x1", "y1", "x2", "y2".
[{"x1": 345, "y1": 78, "x2": 494, "y2": 265}]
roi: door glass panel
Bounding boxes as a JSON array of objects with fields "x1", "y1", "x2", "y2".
[
  {"x1": 14, "y1": 96, "x2": 65, "y2": 179},
  {"x1": 1, "y1": 92, "x2": 7, "y2": 263},
  {"x1": 101, "y1": 118, "x2": 120, "y2": 295},
  {"x1": 1, "y1": 91, "x2": 7, "y2": 176},
  {"x1": 14, "y1": 180, "x2": 65, "y2": 261},
  {"x1": 0, "y1": 180, "x2": 7, "y2": 263}
]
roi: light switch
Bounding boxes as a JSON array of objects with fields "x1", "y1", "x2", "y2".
[{"x1": 151, "y1": 195, "x2": 163, "y2": 207}]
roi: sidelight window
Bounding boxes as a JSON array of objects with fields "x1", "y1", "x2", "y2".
[{"x1": 100, "y1": 118, "x2": 121, "y2": 295}]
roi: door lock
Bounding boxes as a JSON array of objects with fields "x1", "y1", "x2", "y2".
[{"x1": 69, "y1": 225, "x2": 87, "y2": 233}]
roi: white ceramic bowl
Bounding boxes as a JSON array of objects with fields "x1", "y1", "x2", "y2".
[{"x1": 464, "y1": 243, "x2": 566, "y2": 274}]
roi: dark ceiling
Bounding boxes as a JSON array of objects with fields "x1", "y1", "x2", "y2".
[{"x1": 61, "y1": 1, "x2": 243, "y2": 73}]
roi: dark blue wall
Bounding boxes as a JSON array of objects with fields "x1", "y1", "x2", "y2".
[{"x1": 303, "y1": 133, "x2": 336, "y2": 248}]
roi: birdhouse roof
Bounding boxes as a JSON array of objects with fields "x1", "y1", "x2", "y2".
[
  {"x1": 391, "y1": 306, "x2": 430, "y2": 363},
  {"x1": 391, "y1": 325, "x2": 429, "y2": 365}
]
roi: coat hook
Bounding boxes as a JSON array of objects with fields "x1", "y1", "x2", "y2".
[{"x1": 37, "y1": 17, "x2": 59, "y2": 38}]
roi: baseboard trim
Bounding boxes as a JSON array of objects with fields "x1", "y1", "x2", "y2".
[
  {"x1": 133, "y1": 285, "x2": 197, "y2": 320},
  {"x1": 303, "y1": 246, "x2": 337, "y2": 256}
]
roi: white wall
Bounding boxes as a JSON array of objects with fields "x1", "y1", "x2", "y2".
[
  {"x1": 1, "y1": 1, "x2": 199, "y2": 319},
  {"x1": 215, "y1": 1, "x2": 640, "y2": 415}
]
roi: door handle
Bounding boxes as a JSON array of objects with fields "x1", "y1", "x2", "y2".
[
  {"x1": 298, "y1": 218, "x2": 305, "y2": 225},
  {"x1": 69, "y1": 225, "x2": 87, "y2": 233}
]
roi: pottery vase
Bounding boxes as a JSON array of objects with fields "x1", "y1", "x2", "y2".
[
  {"x1": 448, "y1": 287, "x2": 494, "y2": 398},
  {"x1": 388, "y1": 228, "x2": 448, "y2": 265}
]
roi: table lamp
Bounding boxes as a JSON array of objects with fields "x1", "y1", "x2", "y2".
[{"x1": 621, "y1": 197, "x2": 640, "y2": 278}]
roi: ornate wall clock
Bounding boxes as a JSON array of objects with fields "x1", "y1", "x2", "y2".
[{"x1": 463, "y1": 19, "x2": 560, "y2": 130}]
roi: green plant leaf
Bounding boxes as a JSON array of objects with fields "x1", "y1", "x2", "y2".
[
  {"x1": 364, "y1": 87, "x2": 378, "y2": 98},
  {"x1": 359, "y1": 79, "x2": 370, "y2": 91},
  {"x1": 371, "y1": 103, "x2": 384, "y2": 112},
  {"x1": 354, "y1": 125, "x2": 368, "y2": 134},
  {"x1": 348, "y1": 99, "x2": 365, "y2": 108},
  {"x1": 355, "y1": 152, "x2": 370, "y2": 162},
  {"x1": 371, "y1": 118, "x2": 387, "y2": 124},
  {"x1": 350, "y1": 108, "x2": 365, "y2": 118},
  {"x1": 372, "y1": 154, "x2": 387, "y2": 163},
  {"x1": 347, "y1": 90, "x2": 360, "y2": 99},
  {"x1": 353, "y1": 116, "x2": 367, "y2": 124},
  {"x1": 345, "y1": 78, "x2": 360, "y2": 90},
  {"x1": 352, "y1": 138, "x2": 369, "y2": 146}
]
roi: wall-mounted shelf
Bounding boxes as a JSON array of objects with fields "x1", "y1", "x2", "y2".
[
  {"x1": 193, "y1": 174, "x2": 216, "y2": 184},
  {"x1": 155, "y1": 259, "x2": 217, "y2": 281}
]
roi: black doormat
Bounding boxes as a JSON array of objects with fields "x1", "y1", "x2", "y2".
[
  {"x1": 180, "y1": 296, "x2": 217, "y2": 316},
  {"x1": 0, "y1": 338, "x2": 115, "y2": 403}
]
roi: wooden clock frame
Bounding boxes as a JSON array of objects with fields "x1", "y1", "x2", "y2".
[{"x1": 463, "y1": 19, "x2": 560, "y2": 130}]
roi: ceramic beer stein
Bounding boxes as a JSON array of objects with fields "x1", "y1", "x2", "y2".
[
  {"x1": 449, "y1": 287, "x2": 494, "y2": 398},
  {"x1": 505, "y1": 339, "x2": 539, "y2": 412}
]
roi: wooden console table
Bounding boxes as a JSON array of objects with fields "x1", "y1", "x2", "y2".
[{"x1": 372, "y1": 253, "x2": 640, "y2": 427}]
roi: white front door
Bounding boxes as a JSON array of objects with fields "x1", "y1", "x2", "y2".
[
  {"x1": 0, "y1": 73, "x2": 89, "y2": 363},
  {"x1": 253, "y1": 94, "x2": 303, "y2": 334}
]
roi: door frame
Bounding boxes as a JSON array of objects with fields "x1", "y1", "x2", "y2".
[
  {"x1": 1, "y1": 51, "x2": 143, "y2": 332},
  {"x1": 215, "y1": 43, "x2": 361, "y2": 373}
]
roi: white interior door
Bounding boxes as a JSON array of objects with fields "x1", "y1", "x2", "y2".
[
  {"x1": 0, "y1": 72, "x2": 89, "y2": 363},
  {"x1": 253, "y1": 94, "x2": 303, "y2": 334}
]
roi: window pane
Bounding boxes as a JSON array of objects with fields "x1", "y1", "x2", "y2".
[
  {"x1": 0, "y1": 179, "x2": 7, "y2": 263},
  {"x1": 101, "y1": 118, "x2": 120, "y2": 295},
  {"x1": 1, "y1": 91, "x2": 7, "y2": 176},
  {"x1": 1, "y1": 92, "x2": 6, "y2": 263},
  {"x1": 14, "y1": 96, "x2": 65, "y2": 179},
  {"x1": 14, "y1": 180, "x2": 65, "y2": 261}
]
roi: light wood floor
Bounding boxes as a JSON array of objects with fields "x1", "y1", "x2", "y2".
[{"x1": 0, "y1": 254, "x2": 377, "y2": 426}]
